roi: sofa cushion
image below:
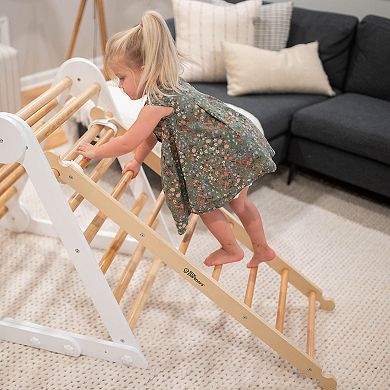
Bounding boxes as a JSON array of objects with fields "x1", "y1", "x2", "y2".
[
  {"x1": 344, "y1": 15, "x2": 390, "y2": 102},
  {"x1": 287, "y1": 7, "x2": 358, "y2": 90},
  {"x1": 192, "y1": 82, "x2": 337, "y2": 139},
  {"x1": 290, "y1": 93, "x2": 390, "y2": 165}
]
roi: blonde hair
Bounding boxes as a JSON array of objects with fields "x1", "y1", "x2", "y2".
[{"x1": 104, "y1": 10, "x2": 187, "y2": 100}]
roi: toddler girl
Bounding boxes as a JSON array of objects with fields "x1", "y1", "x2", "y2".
[{"x1": 77, "y1": 10, "x2": 277, "y2": 268}]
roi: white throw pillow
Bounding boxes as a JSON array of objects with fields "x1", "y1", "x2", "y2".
[
  {"x1": 171, "y1": 0, "x2": 262, "y2": 82},
  {"x1": 223, "y1": 40, "x2": 336, "y2": 96},
  {"x1": 253, "y1": 1, "x2": 293, "y2": 50}
]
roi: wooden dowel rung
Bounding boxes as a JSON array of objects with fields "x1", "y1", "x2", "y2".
[
  {"x1": 78, "y1": 129, "x2": 115, "y2": 169},
  {"x1": 210, "y1": 222, "x2": 234, "y2": 281},
  {"x1": 99, "y1": 193, "x2": 148, "y2": 274},
  {"x1": 212, "y1": 265, "x2": 222, "y2": 281},
  {"x1": 83, "y1": 170, "x2": 134, "y2": 243},
  {"x1": 307, "y1": 291, "x2": 316, "y2": 357},
  {"x1": 35, "y1": 83, "x2": 101, "y2": 144},
  {"x1": 113, "y1": 192, "x2": 166, "y2": 302},
  {"x1": 178, "y1": 214, "x2": 200, "y2": 254},
  {"x1": 26, "y1": 99, "x2": 59, "y2": 127},
  {"x1": 127, "y1": 213, "x2": 200, "y2": 327},
  {"x1": 0, "y1": 206, "x2": 8, "y2": 219},
  {"x1": 0, "y1": 186, "x2": 17, "y2": 209},
  {"x1": 275, "y1": 268, "x2": 289, "y2": 332},
  {"x1": 61, "y1": 124, "x2": 106, "y2": 161},
  {"x1": 244, "y1": 266, "x2": 259, "y2": 307},
  {"x1": 113, "y1": 220, "x2": 159, "y2": 302},
  {"x1": 0, "y1": 163, "x2": 19, "y2": 183},
  {"x1": 127, "y1": 257, "x2": 162, "y2": 329},
  {"x1": 0, "y1": 166, "x2": 25, "y2": 196},
  {"x1": 68, "y1": 157, "x2": 115, "y2": 211},
  {"x1": 16, "y1": 78, "x2": 72, "y2": 121}
]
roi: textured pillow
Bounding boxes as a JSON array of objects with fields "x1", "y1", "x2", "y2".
[
  {"x1": 253, "y1": 1, "x2": 293, "y2": 50},
  {"x1": 200, "y1": 0, "x2": 293, "y2": 50},
  {"x1": 223, "y1": 41, "x2": 336, "y2": 96},
  {"x1": 171, "y1": 0, "x2": 262, "y2": 82},
  {"x1": 344, "y1": 15, "x2": 390, "y2": 101}
]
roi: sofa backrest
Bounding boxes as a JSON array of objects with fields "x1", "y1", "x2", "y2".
[
  {"x1": 166, "y1": 1, "x2": 359, "y2": 90},
  {"x1": 344, "y1": 15, "x2": 390, "y2": 101},
  {"x1": 286, "y1": 7, "x2": 358, "y2": 90}
]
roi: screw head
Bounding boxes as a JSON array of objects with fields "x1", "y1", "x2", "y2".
[
  {"x1": 139, "y1": 232, "x2": 145, "y2": 237},
  {"x1": 75, "y1": 249, "x2": 80, "y2": 253},
  {"x1": 69, "y1": 175, "x2": 73, "y2": 179}
]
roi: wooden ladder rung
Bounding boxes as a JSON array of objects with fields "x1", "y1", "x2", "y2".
[
  {"x1": 99, "y1": 192, "x2": 148, "y2": 274},
  {"x1": 127, "y1": 257, "x2": 162, "y2": 329},
  {"x1": 35, "y1": 84, "x2": 100, "y2": 144},
  {"x1": 0, "y1": 186, "x2": 17, "y2": 210},
  {"x1": 127, "y1": 213, "x2": 200, "y2": 329},
  {"x1": 84, "y1": 170, "x2": 134, "y2": 244},
  {"x1": 307, "y1": 291, "x2": 316, "y2": 357},
  {"x1": 113, "y1": 219, "x2": 159, "y2": 302},
  {"x1": 68, "y1": 157, "x2": 115, "y2": 211},
  {"x1": 210, "y1": 222, "x2": 234, "y2": 281},
  {"x1": 275, "y1": 268, "x2": 289, "y2": 332},
  {"x1": 16, "y1": 77, "x2": 72, "y2": 121},
  {"x1": 244, "y1": 266, "x2": 259, "y2": 307},
  {"x1": 0, "y1": 206, "x2": 8, "y2": 219},
  {"x1": 113, "y1": 191, "x2": 166, "y2": 302}
]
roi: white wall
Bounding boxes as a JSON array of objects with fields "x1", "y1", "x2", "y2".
[
  {"x1": 1, "y1": 0, "x2": 390, "y2": 87},
  {"x1": 0, "y1": 0, "x2": 173, "y2": 81}
]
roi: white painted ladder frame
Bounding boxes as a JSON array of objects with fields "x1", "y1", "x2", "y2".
[{"x1": 0, "y1": 112, "x2": 147, "y2": 367}]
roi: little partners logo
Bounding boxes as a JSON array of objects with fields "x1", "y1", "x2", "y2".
[{"x1": 183, "y1": 268, "x2": 205, "y2": 287}]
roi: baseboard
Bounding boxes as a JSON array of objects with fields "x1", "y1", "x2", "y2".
[{"x1": 20, "y1": 55, "x2": 104, "y2": 92}]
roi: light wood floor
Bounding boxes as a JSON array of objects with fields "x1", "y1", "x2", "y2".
[{"x1": 21, "y1": 85, "x2": 68, "y2": 150}]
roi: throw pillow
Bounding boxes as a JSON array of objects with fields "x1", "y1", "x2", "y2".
[
  {"x1": 171, "y1": 0, "x2": 262, "y2": 82},
  {"x1": 198, "y1": 0, "x2": 293, "y2": 50},
  {"x1": 223, "y1": 41, "x2": 336, "y2": 96},
  {"x1": 253, "y1": 1, "x2": 293, "y2": 50}
]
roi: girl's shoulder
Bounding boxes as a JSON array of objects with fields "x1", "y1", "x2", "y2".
[{"x1": 147, "y1": 78, "x2": 192, "y2": 107}]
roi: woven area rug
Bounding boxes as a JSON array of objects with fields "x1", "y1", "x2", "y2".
[{"x1": 0, "y1": 162, "x2": 389, "y2": 390}]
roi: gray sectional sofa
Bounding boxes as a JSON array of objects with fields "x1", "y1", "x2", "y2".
[{"x1": 167, "y1": 2, "x2": 390, "y2": 199}]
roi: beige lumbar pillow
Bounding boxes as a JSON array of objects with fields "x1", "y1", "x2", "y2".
[
  {"x1": 223, "y1": 41, "x2": 336, "y2": 96},
  {"x1": 171, "y1": 0, "x2": 262, "y2": 82}
]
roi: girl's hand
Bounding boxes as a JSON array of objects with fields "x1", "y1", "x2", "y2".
[
  {"x1": 77, "y1": 143, "x2": 97, "y2": 160},
  {"x1": 122, "y1": 158, "x2": 141, "y2": 177}
]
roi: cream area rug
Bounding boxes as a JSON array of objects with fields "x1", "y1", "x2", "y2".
[{"x1": 0, "y1": 161, "x2": 389, "y2": 390}]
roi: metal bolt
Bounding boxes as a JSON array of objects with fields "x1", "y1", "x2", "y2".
[
  {"x1": 139, "y1": 232, "x2": 145, "y2": 237},
  {"x1": 26, "y1": 146, "x2": 28, "y2": 150},
  {"x1": 242, "y1": 316, "x2": 247, "y2": 320},
  {"x1": 307, "y1": 368, "x2": 313, "y2": 372},
  {"x1": 0, "y1": 139, "x2": 3, "y2": 143},
  {"x1": 120, "y1": 339, "x2": 125, "y2": 343},
  {"x1": 75, "y1": 249, "x2": 80, "y2": 253},
  {"x1": 69, "y1": 175, "x2": 73, "y2": 179}
]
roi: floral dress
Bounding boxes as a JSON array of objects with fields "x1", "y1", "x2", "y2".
[{"x1": 146, "y1": 78, "x2": 277, "y2": 235}]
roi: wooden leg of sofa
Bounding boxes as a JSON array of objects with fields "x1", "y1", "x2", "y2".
[{"x1": 287, "y1": 163, "x2": 296, "y2": 185}]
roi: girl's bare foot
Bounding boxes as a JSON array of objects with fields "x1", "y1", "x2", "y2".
[
  {"x1": 247, "y1": 245, "x2": 276, "y2": 268},
  {"x1": 203, "y1": 244, "x2": 244, "y2": 267}
]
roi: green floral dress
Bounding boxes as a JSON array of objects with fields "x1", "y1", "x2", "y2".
[{"x1": 146, "y1": 78, "x2": 277, "y2": 235}]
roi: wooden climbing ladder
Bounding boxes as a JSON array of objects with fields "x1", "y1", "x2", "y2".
[{"x1": 0, "y1": 58, "x2": 337, "y2": 389}]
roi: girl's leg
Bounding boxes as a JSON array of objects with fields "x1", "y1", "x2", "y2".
[
  {"x1": 199, "y1": 208, "x2": 244, "y2": 266},
  {"x1": 228, "y1": 187, "x2": 276, "y2": 268}
]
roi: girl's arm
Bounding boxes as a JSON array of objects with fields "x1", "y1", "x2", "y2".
[
  {"x1": 77, "y1": 105, "x2": 171, "y2": 159},
  {"x1": 133, "y1": 132, "x2": 158, "y2": 164}
]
